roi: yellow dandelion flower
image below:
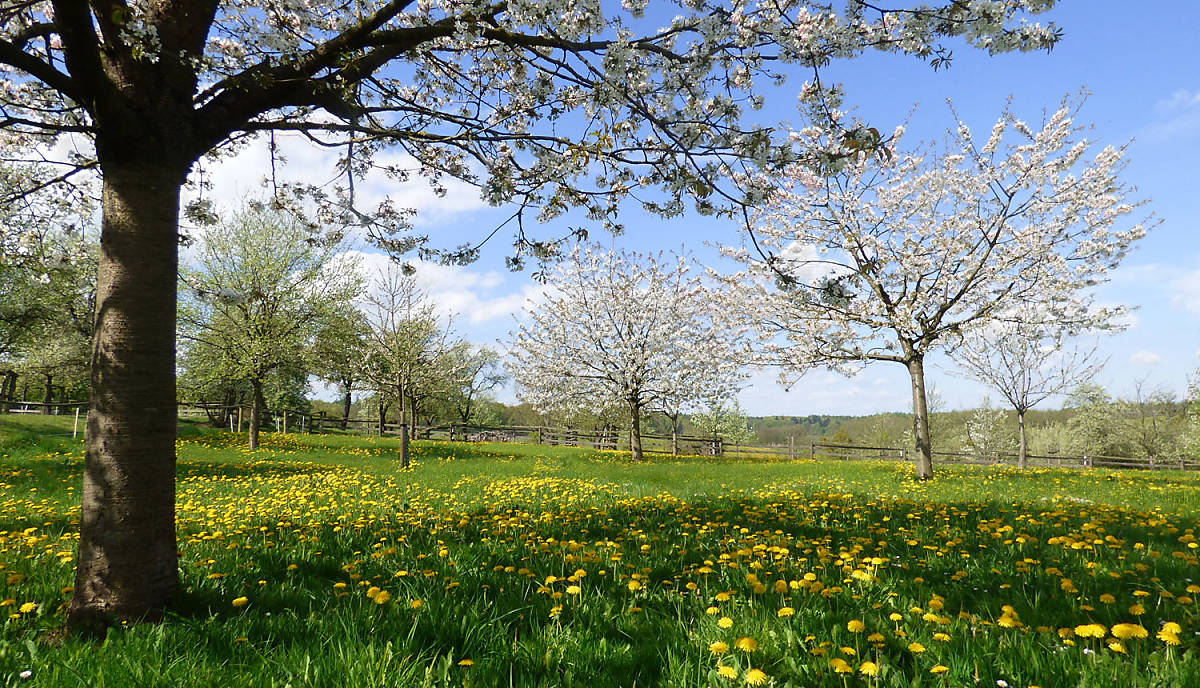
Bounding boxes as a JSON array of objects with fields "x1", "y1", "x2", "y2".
[
  {"x1": 1128, "y1": 604, "x2": 1145, "y2": 616},
  {"x1": 1099, "y1": 594, "x2": 1115, "y2": 604},
  {"x1": 566, "y1": 585, "x2": 581, "y2": 595},
  {"x1": 744, "y1": 668, "x2": 767, "y2": 686},
  {"x1": 1157, "y1": 630, "x2": 1180, "y2": 646},
  {"x1": 716, "y1": 665, "x2": 737, "y2": 680},
  {"x1": 457, "y1": 659, "x2": 474, "y2": 667},
  {"x1": 717, "y1": 616, "x2": 734, "y2": 629},
  {"x1": 859, "y1": 661, "x2": 879, "y2": 676},
  {"x1": 908, "y1": 642, "x2": 926, "y2": 653},
  {"x1": 930, "y1": 665, "x2": 949, "y2": 675},
  {"x1": 1110, "y1": 623, "x2": 1147, "y2": 640},
  {"x1": 1107, "y1": 640, "x2": 1127, "y2": 654},
  {"x1": 777, "y1": 607, "x2": 795, "y2": 617},
  {"x1": 709, "y1": 641, "x2": 729, "y2": 655},
  {"x1": 735, "y1": 636, "x2": 758, "y2": 653},
  {"x1": 847, "y1": 619, "x2": 865, "y2": 632},
  {"x1": 231, "y1": 597, "x2": 249, "y2": 608},
  {"x1": 829, "y1": 658, "x2": 853, "y2": 674},
  {"x1": 17, "y1": 602, "x2": 37, "y2": 614}
]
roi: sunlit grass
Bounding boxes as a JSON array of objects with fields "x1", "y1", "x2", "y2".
[{"x1": 0, "y1": 416, "x2": 1197, "y2": 687}]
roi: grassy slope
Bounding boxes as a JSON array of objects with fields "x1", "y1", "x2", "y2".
[{"x1": 0, "y1": 416, "x2": 1197, "y2": 687}]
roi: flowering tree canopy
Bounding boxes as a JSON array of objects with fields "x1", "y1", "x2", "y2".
[
  {"x1": 0, "y1": 0, "x2": 1063, "y2": 628},
  {"x1": 725, "y1": 97, "x2": 1152, "y2": 479},
  {"x1": 510, "y1": 246, "x2": 742, "y2": 460}
]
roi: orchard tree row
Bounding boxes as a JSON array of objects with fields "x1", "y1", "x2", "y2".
[
  {"x1": 0, "y1": 0, "x2": 1154, "y2": 632},
  {"x1": 176, "y1": 202, "x2": 505, "y2": 466}
]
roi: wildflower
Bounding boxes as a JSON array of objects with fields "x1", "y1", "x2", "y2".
[
  {"x1": 847, "y1": 619, "x2": 865, "y2": 632},
  {"x1": 830, "y1": 658, "x2": 853, "y2": 674},
  {"x1": 1099, "y1": 593, "x2": 1115, "y2": 604},
  {"x1": 1157, "y1": 629, "x2": 1180, "y2": 645},
  {"x1": 908, "y1": 642, "x2": 925, "y2": 653},
  {"x1": 1110, "y1": 623, "x2": 1147, "y2": 640},
  {"x1": 1128, "y1": 604, "x2": 1145, "y2": 616},
  {"x1": 231, "y1": 597, "x2": 249, "y2": 608},
  {"x1": 717, "y1": 617, "x2": 734, "y2": 629},
  {"x1": 735, "y1": 637, "x2": 758, "y2": 653},
  {"x1": 859, "y1": 661, "x2": 879, "y2": 676},
  {"x1": 457, "y1": 659, "x2": 474, "y2": 667},
  {"x1": 373, "y1": 591, "x2": 391, "y2": 605},
  {"x1": 717, "y1": 665, "x2": 737, "y2": 680},
  {"x1": 566, "y1": 585, "x2": 581, "y2": 596},
  {"x1": 777, "y1": 607, "x2": 795, "y2": 617},
  {"x1": 17, "y1": 602, "x2": 37, "y2": 614},
  {"x1": 931, "y1": 665, "x2": 949, "y2": 674},
  {"x1": 627, "y1": 581, "x2": 642, "y2": 592},
  {"x1": 709, "y1": 641, "x2": 729, "y2": 655},
  {"x1": 1107, "y1": 640, "x2": 1127, "y2": 654},
  {"x1": 1074, "y1": 624, "x2": 1106, "y2": 638},
  {"x1": 744, "y1": 668, "x2": 767, "y2": 686}
]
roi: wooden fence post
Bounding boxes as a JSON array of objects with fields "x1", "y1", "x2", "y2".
[
  {"x1": 809, "y1": 443, "x2": 815, "y2": 461},
  {"x1": 788, "y1": 436, "x2": 795, "y2": 461},
  {"x1": 237, "y1": 407, "x2": 243, "y2": 434}
]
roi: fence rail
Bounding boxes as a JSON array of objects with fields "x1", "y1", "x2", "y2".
[{"x1": 5, "y1": 401, "x2": 1196, "y2": 471}]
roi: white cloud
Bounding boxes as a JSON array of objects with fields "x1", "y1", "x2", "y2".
[
  {"x1": 345, "y1": 250, "x2": 547, "y2": 326},
  {"x1": 1171, "y1": 263, "x2": 1200, "y2": 316},
  {"x1": 1143, "y1": 88, "x2": 1200, "y2": 142},
  {"x1": 1130, "y1": 350, "x2": 1164, "y2": 366},
  {"x1": 187, "y1": 132, "x2": 487, "y2": 227}
]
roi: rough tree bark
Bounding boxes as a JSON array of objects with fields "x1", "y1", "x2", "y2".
[
  {"x1": 628, "y1": 397, "x2": 644, "y2": 462},
  {"x1": 341, "y1": 387, "x2": 352, "y2": 430},
  {"x1": 67, "y1": 161, "x2": 186, "y2": 631},
  {"x1": 906, "y1": 356, "x2": 934, "y2": 480}
]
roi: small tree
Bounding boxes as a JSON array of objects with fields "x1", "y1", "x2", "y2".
[
  {"x1": 1064, "y1": 384, "x2": 1130, "y2": 458},
  {"x1": 962, "y1": 398, "x2": 1014, "y2": 461},
  {"x1": 360, "y1": 268, "x2": 462, "y2": 465},
  {"x1": 949, "y1": 319, "x2": 1105, "y2": 468},
  {"x1": 510, "y1": 247, "x2": 740, "y2": 461},
  {"x1": 726, "y1": 97, "x2": 1151, "y2": 479},
  {"x1": 178, "y1": 204, "x2": 361, "y2": 449},
  {"x1": 692, "y1": 400, "x2": 754, "y2": 451},
  {"x1": 311, "y1": 306, "x2": 370, "y2": 430},
  {"x1": 444, "y1": 345, "x2": 507, "y2": 425}
]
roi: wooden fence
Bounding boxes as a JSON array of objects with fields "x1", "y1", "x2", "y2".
[{"x1": 5, "y1": 401, "x2": 1197, "y2": 471}]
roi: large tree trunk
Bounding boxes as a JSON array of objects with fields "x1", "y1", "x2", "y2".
[
  {"x1": 248, "y1": 378, "x2": 265, "y2": 450},
  {"x1": 341, "y1": 388, "x2": 352, "y2": 430},
  {"x1": 669, "y1": 412, "x2": 680, "y2": 456},
  {"x1": 628, "y1": 398, "x2": 643, "y2": 462},
  {"x1": 67, "y1": 162, "x2": 184, "y2": 632},
  {"x1": 906, "y1": 356, "x2": 934, "y2": 480},
  {"x1": 1017, "y1": 409, "x2": 1028, "y2": 470}
]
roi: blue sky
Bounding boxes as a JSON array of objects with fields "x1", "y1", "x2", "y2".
[{"x1": 204, "y1": 1, "x2": 1200, "y2": 415}]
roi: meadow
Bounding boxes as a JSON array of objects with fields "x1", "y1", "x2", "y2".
[{"x1": 0, "y1": 415, "x2": 1197, "y2": 687}]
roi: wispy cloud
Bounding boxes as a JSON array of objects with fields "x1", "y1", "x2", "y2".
[
  {"x1": 346, "y1": 250, "x2": 546, "y2": 327},
  {"x1": 1142, "y1": 88, "x2": 1200, "y2": 142},
  {"x1": 1130, "y1": 350, "x2": 1164, "y2": 366}
]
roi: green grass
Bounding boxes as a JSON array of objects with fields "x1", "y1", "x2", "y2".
[{"x1": 0, "y1": 415, "x2": 1197, "y2": 687}]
